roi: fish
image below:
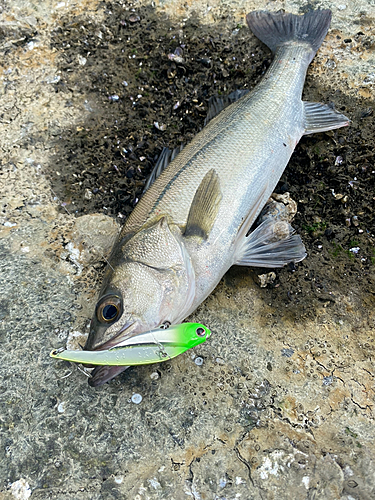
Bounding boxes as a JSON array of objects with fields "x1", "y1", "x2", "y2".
[
  {"x1": 50, "y1": 322, "x2": 210, "y2": 366},
  {"x1": 84, "y1": 9, "x2": 349, "y2": 386}
]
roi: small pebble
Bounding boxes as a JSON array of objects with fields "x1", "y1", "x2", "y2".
[
  {"x1": 129, "y1": 14, "x2": 140, "y2": 23},
  {"x1": 154, "y1": 121, "x2": 166, "y2": 131},
  {"x1": 77, "y1": 55, "x2": 87, "y2": 66},
  {"x1": 10, "y1": 479, "x2": 31, "y2": 500},
  {"x1": 335, "y1": 156, "x2": 343, "y2": 165},
  {"x1": 323, "y1": 376, "x2": 333, "y2": 386},
  {"x1": 57, "y1": 402, "x2": 65, "y2": 413},
  {"x1": 131, "y1": 393, "x2": 142, "y2": 404},
  {"x1": 195, "y1": 357, "x2": 203, "y2": 366},
  {"x1": 258, "y1": 271, "x2": 276, "y2": 288},
  {"x1": 168, "y1": 47, "x2": 184, "y2": 64}
]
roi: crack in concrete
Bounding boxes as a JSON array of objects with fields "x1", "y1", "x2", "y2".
[
  {"x1": 362, "y1": 368, "x2": 374, "y2": 378},
  {"x1": 184, "y1": 442, "x2": 216, "y2": 499},
  {"x1": 351, "y1": 378, "x2": 367, "y2": 390},
  {"x1": 350, "y1": 397, "x2": 371, "y2": 412},
  {"x1": 187, "y1": 458, "x2": 198, "y2": 500},
  {"x1": 234, "y1": 446, "x2": 256, "y2": 489},
  {"x1": 235, "y1": 429, "x2": 249, "y2": 448},
  {"x1": 332, "y1": 369, "x2": 346, "y2": 386},
  {"x1": 314, "y1": 359, "x2": 330, "y2": 372}
]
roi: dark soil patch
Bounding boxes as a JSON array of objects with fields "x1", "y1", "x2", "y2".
[{"x1": 48, "y1": 2, "x2": 375, "y2": 326}]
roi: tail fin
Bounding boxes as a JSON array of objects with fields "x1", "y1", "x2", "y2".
[{"x1": 246, "y1": 10, "x2": 331, "y2": 56}]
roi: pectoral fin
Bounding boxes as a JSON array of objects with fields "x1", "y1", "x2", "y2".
[
  {"x1": 303, "y1": 102, "x2": 349, "y2": 135},
  {"x1": 234, "y1": 218, "x2": 306, "y2": 268},
  {"x1": 184, "y1": 169, "x2": 222, "y2": 240}
]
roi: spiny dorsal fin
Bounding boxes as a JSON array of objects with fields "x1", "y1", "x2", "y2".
[
  {"x1": 143, "y1": 145, "x2": 184, "y2": 193},
  {"x1": 184, "y1": 169, "x2": 222, "y2": 240},
  {"x1": 204, "y1": 89, "x2": 249, "y2": 125},
  {"x1": 303, "y1": 101, "x2": 349, "y2": 135}
]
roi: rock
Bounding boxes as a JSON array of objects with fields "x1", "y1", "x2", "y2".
[
  {"x1": 257, "y1": 271, "x2": 277, "y2": 288},
  {"x1": 70, "y1": 214, "x2": 120, "y2": 266}
]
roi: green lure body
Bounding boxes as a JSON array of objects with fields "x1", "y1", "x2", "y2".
[{"x1": 50, "y1": 323, "x2": 210, "y2": 366}]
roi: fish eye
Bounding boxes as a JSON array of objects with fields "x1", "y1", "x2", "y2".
[
  {"x1": 96, "y1": 295, "x2": 122, "y2": 323},
  {"x1": 196, "y1": 327, "x2": 206, "y2": 337},
  {"x1": 102, "y1": 304, "x2": 118, "y2": 320}
]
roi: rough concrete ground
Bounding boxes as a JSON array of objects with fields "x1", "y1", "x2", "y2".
[{"x1": 0, "y1": 0, "x2": 374, "y2": 499}]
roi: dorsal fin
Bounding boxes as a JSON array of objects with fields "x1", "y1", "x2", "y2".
[
  {"x1": 143, "y1": 145, "x2": 184, "y2": 193},
  {"x1": 204, "y1": 89, "x2": 249, "y2": 125}
]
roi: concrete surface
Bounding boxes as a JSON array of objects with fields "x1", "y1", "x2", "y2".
[{"x1": 0, "y1": 0, "x2": 374, "y2": 499}]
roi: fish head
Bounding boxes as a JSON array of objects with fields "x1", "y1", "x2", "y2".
[
  {"x1": 85, "y1": 217, "x2": 195, "y2": 351},
  {"x1": 85, "y1": 261, "x2": 182, "y2": 350}
]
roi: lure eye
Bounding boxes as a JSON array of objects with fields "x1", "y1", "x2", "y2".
[
  {"x1": 96, "y1": 295, "x2": 122, "y2": 323},
  {"x1": 196, "y1": 327, "x2": 206, "y2": 337}
]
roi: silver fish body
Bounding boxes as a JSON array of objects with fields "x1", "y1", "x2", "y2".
[{"x1": 85, "y1": 9, "x2": 349, "y2": 386}]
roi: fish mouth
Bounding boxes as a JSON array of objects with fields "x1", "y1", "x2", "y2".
[
  {"x1": 87, "y1": 320, "x2": 151, "y2": 387},
  {"x1": 85, "y1": 321, "x2": 141, "y2": 387},
  {"x1": 85, "y1": 320, "x2": 140, "y2": 351}
]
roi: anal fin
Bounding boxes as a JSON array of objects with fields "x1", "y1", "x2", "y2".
[
  {"x1": 184, "y1": 169, "x2": 222, "y2": 240},
  {"x1": 235, "y1": 218, "x2": 306, "y2": 268},
  {"x1": 303, "y1": 101, "x2": 349, "y2": 135}
]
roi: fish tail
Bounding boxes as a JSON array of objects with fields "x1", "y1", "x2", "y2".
[{"x1": 246, "y1": 9, "x2": 332, "y2": 62}]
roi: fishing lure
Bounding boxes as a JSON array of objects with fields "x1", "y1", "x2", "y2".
[{"x1": 50, "y1": 322, "x2": 210, "y2": 366}]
